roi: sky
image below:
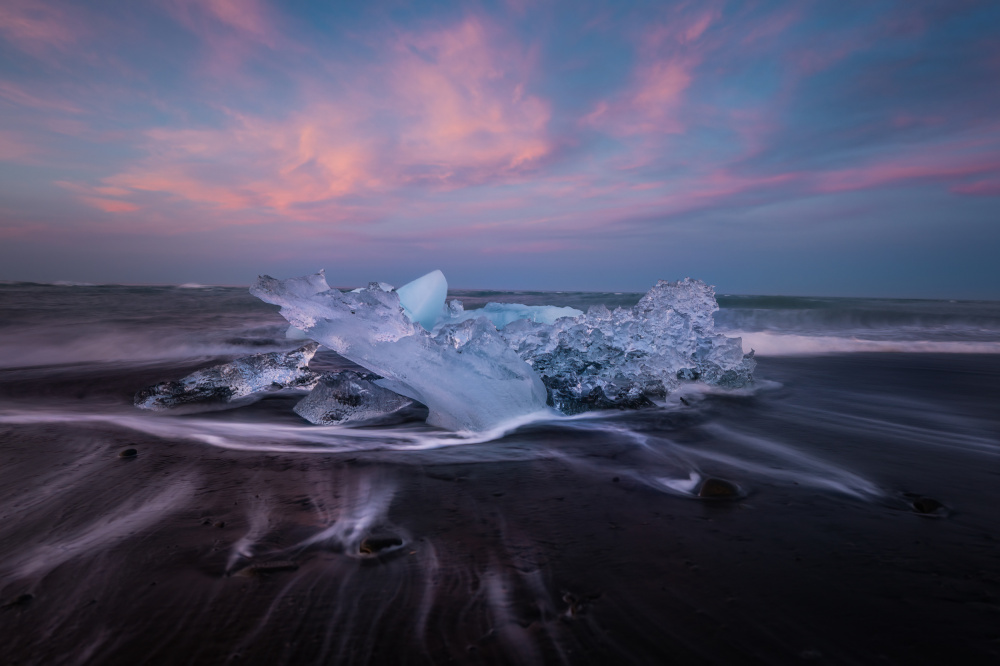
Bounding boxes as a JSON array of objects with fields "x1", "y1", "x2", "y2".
[{"x1": 1, "y1": 0, "x2": 998, "y2": 297}]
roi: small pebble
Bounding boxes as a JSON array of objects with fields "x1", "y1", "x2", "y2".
[
  {"x1": 118, "y1": 448, "x2": 138, "y2": 458},
  {"x1": 912, "y1": 497, "x2": 944, "y2": 514},
  {"x1": 698, "y1": 478, "x2": 740, "y2": 499},
  {"x1": 214, "y1": 521, "x2": 226, "y2": 528},
  {"x1": 2, "y1": 593, "x2": 34, "y2": 609}
]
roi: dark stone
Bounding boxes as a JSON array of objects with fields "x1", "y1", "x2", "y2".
[
  {"x1": 912, "y1": 497, "x2": 944, "y2": 514},
  {"x1": 214, "y1": 521, "x2": 226, "y2": 528},
  {"x1": 118, "y1": 448, "x2": 138, "y2": 458},
  {"x1": 2, "y1": 593, "x2": 34, "y2": 609},
  {"x1": 698, "y1": 478, "x2": 740, "y2": 499},
  {"x1": 562, "y1": 591, "x2": 601, "y2": 618},
  {"x1": 359, "y1": 535, "x2": 404, "y2": 555},
  {"x1": 612, "y1": 477, "x2": 620, "y2": 483}
]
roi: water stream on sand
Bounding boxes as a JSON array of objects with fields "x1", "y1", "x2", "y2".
[{"x1": 1, "y1": 283, "x2": 998, "y2": 663}]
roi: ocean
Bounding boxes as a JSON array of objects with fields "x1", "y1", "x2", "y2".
[{"x1": 1, "y1": 281, "x2": 998, "y2": 664}]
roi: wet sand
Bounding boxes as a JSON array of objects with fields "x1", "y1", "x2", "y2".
[{"x1": 1, "y1": 354, "x2": 999, "y2": 664}]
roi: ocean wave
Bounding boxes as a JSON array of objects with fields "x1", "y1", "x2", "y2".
[{"x1": 736, "y1": 331, "x2": 1000, "y2": 356}]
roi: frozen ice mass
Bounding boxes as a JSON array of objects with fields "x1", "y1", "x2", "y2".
[
  {"x1": 135, "y1": 344, "x2": 320, "y2": 410},
  {"x1": 294, "y1": 371, "x2": 415, "y2": 425},
  {"x1": 395, "y1": 269, "x2": 448, "y2": 330},
  {"x1": 251, "y1": 271, "x2": 549, "y2": 431},
  {"x1": 249, "y1": 270, "x2": 756, "y2": 431}
]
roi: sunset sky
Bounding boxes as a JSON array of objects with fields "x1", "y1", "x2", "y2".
[{"x1": 1, "y1": 0, "x2": 998, "y2": 296}]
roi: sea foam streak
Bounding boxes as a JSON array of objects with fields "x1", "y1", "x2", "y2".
[
  {"x1": 0, "y1": 407, "x2": 886, "y2": 502},
  {"x1": 736, "y1": 331, "x2": 1000, "y2": 356}
]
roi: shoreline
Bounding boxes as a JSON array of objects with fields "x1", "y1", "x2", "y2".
[{"x1": 1, "y1": 353, "x2": 998, "y2": 663}]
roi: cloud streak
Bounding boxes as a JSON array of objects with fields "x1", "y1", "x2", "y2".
[{"x1": 0, "y1": 0, "x2": 998, "y2": 295}]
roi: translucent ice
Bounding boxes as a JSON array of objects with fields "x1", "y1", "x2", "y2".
[
  {"x1": 351, "y1": 282, "x2": 394, "y2": 294},
  {"x1": 135, "y1": 344, "x2": 320, "y2": 410},
  {"x1": 285, "y1": 324, "x2": 311, "y2": 341},
  {"x1": 440, "y1": 302, "x2": 583, "y2": 329},
  {"x1": 250, "y1": 272, "x2": 549, "y2": 431},
  {"x1": 250, "y1": 272, "x2": 754, "y2": 429},
  {"x1": 396, "y1": 270, "x2": 447, "y2": 330},
  {"x1": 294, "y1": 371, "x2": 415, "y2": 425},
  {"x1": 496, "y1": 278, "x2": 756, "y2": 414}
]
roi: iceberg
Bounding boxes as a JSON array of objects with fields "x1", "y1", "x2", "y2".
[
  {"x1": 439, "y1": 301, "x2": 583, "y2": 329},
  {"x1": 135, "y1": 344, "x2": 320, "y2": 410},
  {"x1": 250, "y1": 272, "x2": 549, "y2": 431},
  {"x1": 395, "y1": 269, "x2": 447, "y2": 330},
  {"x1": 293, "y1": 371, "x2": 415, "y2": 425},
  {"x1": 498, "y1": 279, "x2": 755, "y2": 414},
  {"x1": 249, "y1": 271, "x2": 754, "y2": 430}
]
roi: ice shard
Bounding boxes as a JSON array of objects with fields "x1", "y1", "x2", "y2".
[
  {"x1": 495, "y1": 278, "x2": 755, "y2": 414},
  {"x1": 134, "y1": 344, "x2": 320, "y2": 410},
  {"x1": 439, "y1": 301, "x2": 583, "y2": 329},
  {"x1": 396, "y1": 269, "x2": 447, "y2": 330},
  {"x1": 250, "y1": 272, "x2": 550, "y2": 431},
  {"x1": 250, "y1": 271, "x2": 754, "y2": 429},
  {"x1": 293, "y1": 371, "x2": 416, "y2": 425}
]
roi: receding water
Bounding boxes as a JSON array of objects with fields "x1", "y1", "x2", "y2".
[{"x1": 0, "y1": 282, "x2": 998, "y2": 663}]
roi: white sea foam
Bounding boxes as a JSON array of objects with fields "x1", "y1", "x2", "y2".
[{"x1": 735, "y1": 331, "x2": 1000, "y2": 356}]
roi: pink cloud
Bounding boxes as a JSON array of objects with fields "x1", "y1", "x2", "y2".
[
  {"x1": 0, "y1": 130, "x2": 38, "y2": 161},
  {"x1": 814, "y1": 155, "x2": 1000, "y2": 194},
  {"x1": 0, "y1": 81, "x2": 82, "y2": 114},
  {"x1": 0, "y1": 0, "x2": 84, "y2": 59},
  {"x1": 159, "y1": 0, "x2": 297, "y2": 82},
  {"x1": 0, "y1": 224, "x2": 48, "y2": 240},
  {"x1": 80, "y1": 17, "x2": 554, "y2": 217},
  {"x1": 165, "y1": 0, "x2": 281, "y2": 48},
  {"x1": 390, "y1": 18, "x2": 551, "y2": 180},
  {"x1": 951, "y1": 179, "x2": 1000, "y2": 197},
  {"x1": 81, "y1": 197, "x2": 140, "y2": 213},
  {"x1": 581, "y1": 12, "x2": 719, "y2": 136}
]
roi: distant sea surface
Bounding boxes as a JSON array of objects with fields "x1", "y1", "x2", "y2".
[
  {"x1": 1, "y1": 281, "x2": 998, "y2": 664},
  {"x1": 2, "y1": 281, "x2": 999, "y2": 367}
]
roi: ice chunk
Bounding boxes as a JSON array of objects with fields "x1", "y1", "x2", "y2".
[
  {"x1": 293, "y1": 371, "x2": 416, "y2": 425},
  {"x1": 250, "y1": 273, "x2": 549, "y2": 431},
  {"x1": 494, "y1": 278, "x2": 755, "y2": 414},
  {"x1": 250, "y1": 272, "x2": 753, "y2": 427},
  {"x1": 135, "y1": 344, "x2": 320, "y2": 410},
  {"x1": 285, "y1": 324, "x2": 311, "y2": 341},
  {"x1": 351, "y1": 282, "x2": 394, "y2": 294},
  {"x1": 396, "y1": 270, "x2": 447, "y2": 330},
  {"x1": 440, "y1": 302, "x2": 583, "y2": 329}
]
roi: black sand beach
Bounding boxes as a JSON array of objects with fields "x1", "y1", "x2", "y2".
[{"x1": 2, "y1": 350, "x2": 998, "y2": 665}]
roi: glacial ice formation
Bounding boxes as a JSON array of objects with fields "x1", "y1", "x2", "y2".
[
  {"x1": 395, "y1": 269, "x2": 448, "y2": 330},
  {"x1": 499, "y1": 278, "x2": 755, "y2": 414},
  {"x1": 250, "y1": 271, "x2": 755, "y2": 431},
  {"x1": 440, "y1": 301, "x2": 583, "y2": 329},
  {"x1": 251, "y1": 272, "x2": 549, "y2": 431},
  {"x1": 134, "y1": 344, "x2": 320, "y2": 410},
  {"x1": 294, "y1": 371, "x2": 415, "y2": 425}
]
